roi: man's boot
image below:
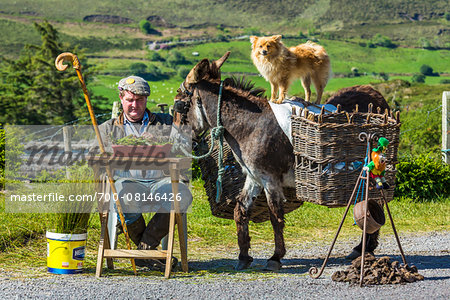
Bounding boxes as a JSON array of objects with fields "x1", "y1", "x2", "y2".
[
  {"x1": 139, "y1": 213, "x2": 170, "y2": 249},
  {"x1": 136, "y1": 213, "x2": 178, "y2": 270},
  {"x1": 116, "y1": 215, "x2": 146, "y2": 247}
]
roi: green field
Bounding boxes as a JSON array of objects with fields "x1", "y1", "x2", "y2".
[
  {"x1": 91, "y1": 73, "x2": 450, "y2": 110},
  {"x1": 87, "y1": 38, "x2": 449, "y2": 108},
  {"x1": 165, "y1": 39, "x2": 450, "y2": 75},
  {"x1": 1, "y1": 3, "x2": 448, "y2": 111},
  {"x1": 91, "y1": 75, "x2": 183, "y2": 111},
  {"x1": 91, "y1": 39, "x2": 449, "y2": 75}
]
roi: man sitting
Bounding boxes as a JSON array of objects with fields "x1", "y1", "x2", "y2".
[{"x1": 96, "y1": 75, "x2": 192, "y2": 269}]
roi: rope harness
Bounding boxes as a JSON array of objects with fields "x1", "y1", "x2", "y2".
[
  {"x1": 353, "y1": 138, "x2": 371, "y2": 225},
  {"x1": 175, "y1": 80, "x2": 225, "y2": 203}
]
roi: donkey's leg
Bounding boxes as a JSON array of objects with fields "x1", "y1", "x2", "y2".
[
  {"x1": 346, "y1": 229, "x2": 380, "y2": 260},
  {"x1": 262, "y1": 178, "x2": 286, "y2": 271},
  {"x1": 234, "y1": 177, "x2": 262, "y2": 270}
]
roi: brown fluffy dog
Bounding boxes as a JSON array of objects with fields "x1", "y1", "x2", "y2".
[{"x1": 250, "y1": 35, "x2": 330, "y2": 104}]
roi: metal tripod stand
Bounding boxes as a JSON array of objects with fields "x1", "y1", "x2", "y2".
[{"x1": 308, "y1": 132, "x2": 408, "y2": 286}]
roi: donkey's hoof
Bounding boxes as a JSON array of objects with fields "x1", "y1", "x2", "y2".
[
  {"x1": 345, "y1": 249, "x2": 361, "y2": 260},
  {"x1": 345, "y1": 250, "x2": 375, "y2": 260},
  {"x1": 263, "y1": 259, "x2": 282, "y2": 272},
  {"x1": 235, "y1": 259, "x2": 252, "y2": 270}
]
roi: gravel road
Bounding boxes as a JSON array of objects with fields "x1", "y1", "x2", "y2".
[{"x1": 0, "y1": 231, "x2": 448, "y2": 299}]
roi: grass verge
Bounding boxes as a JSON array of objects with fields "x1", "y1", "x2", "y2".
[{"x1": 0, "y1": 180, "x2": 449, "y2": 278}]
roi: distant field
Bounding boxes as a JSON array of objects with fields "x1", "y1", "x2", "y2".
[
  {"x1": 3, "y1": 13, "x2": 447, "y2": 113},
  {"x1": 91, "y1": 39, "x2": 449, "y2": 76},
  {"x1": 91, "y1": 73, "x2": 450, "y2": 112},
  {"x1": 166, "y1": 39, "x2": 450, "y2": 75},
  {"x1": 91, "y1": 75, "x2": 184, "y2": 112},
  {"x1": 2, "y1": 12, "x2": 448, "y2": 74},
  {"x1": 86, "y1": 38, "x2": 449, "y2": 109}
]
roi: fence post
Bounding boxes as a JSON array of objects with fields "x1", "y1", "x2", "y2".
[
  {"x1": 111, "y1": 101, "x2": 120, "y2": 119},
  {"x1": 443, "y1": 91, "x2": 450, "y2": 164},
  {"x1": 62, "y1": 126, "x2": 72, "y2": 179}
]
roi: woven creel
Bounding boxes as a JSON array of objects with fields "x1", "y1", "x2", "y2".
[
  {"x1": 194, "y1": 135, "x2": 302, "y2": 223},
  {"x1": 292, "y1": 107, "x2": 401, "y2": 207}
]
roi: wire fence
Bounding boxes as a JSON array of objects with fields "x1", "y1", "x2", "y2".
[
  {"x1": 19, "y1": 113, "x2": 111, "y2": 142},
  {"x1": 399, "y1": 104, "x2": 443, "y2": 135}
]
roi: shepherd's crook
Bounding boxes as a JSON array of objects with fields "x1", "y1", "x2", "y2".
[{"x1": 55, "y1": 52, "x2": 137, "y2": 275}]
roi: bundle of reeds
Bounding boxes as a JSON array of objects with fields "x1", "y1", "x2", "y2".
[{"x1": 48, "y1": 164, "x2": 95, "y2": 234}]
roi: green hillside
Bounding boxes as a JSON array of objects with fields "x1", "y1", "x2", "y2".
[
  {"x1": 0, "y1": 0, "x2": 448, "y2": 56},
  {"x1": 1, "y1": 0, "x2": 447, "y2": 28},
  {"x1": 0, "y1": 1, "x2": 448, "y2": 124}
]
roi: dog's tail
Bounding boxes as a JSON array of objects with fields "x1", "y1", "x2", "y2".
[
  {"x1": 305, "y1": 41, "x2": 329, "y2": 60},
  {"x1": 305, "y1": 40, "x2": 332, "y2": 82}
]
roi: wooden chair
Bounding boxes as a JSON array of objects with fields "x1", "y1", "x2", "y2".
[{"x1": 89, "y1": 156, "x2": 190, "y2": 278}]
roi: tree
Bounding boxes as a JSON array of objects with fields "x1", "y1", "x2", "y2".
[
  {"x1": 0, "y1": 21, "x2": 107, "y2": 125},
  {"x1": 420, "y1": 64, "x2": 434, "y2": 76},
  {"x1": 129, "y1": 62, "x2": 147, "y2": 76},
  {"x1": 372, "y1": 34, "x2": 396, "y2": 48},
  {"x1": 139, "y1": 20, "x2": 153, "y2": 34},
  {"x1": 177, "y1": 67, "x2": 190, "y2": 79},
  {"x1": 379, "y1": 72, "x2": 389, "y2": 81},
  {"x1": 139, "y1": 20, "x2": 160, "y2": 36},
  {"x1": 411, "y1": 74, "x2": 425, "y2": 83},
  {"x1": 165, "y1": 51, "x2": 189, "y2": 68},
  {"x1": 146, "y1": 65, "x2": 166, "y2": 81},
  {"x1": 148, "y1": 51, "x2": 165, "y2": 62},
  {"x1": 216, "y1": 34, "x2": 228, "y2": 42}
]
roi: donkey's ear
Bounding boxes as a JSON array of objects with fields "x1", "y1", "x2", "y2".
[
  {"x1": 185, "y1": 59, "x2": 210, "y2": 85},
  {"x1": 213, "y1": 51, "x2": 230, "y2": 69}
]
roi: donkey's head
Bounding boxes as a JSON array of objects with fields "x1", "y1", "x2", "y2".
[{"x1": 173, "y1": 51, "x2": 230, "y2": 136}]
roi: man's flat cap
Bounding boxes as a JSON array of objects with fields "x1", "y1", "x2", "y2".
[{"x1": 118, "y1": 76, "x2": 150, "y2": 96}]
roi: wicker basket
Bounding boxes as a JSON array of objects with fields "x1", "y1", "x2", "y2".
[
  {"x1": 291, "y1": 106, "x2": 401, "y2": 207},
  {"x1": 194, "y1": 135, "x2": 302, "y2": 223}
]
